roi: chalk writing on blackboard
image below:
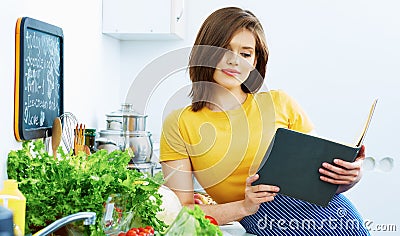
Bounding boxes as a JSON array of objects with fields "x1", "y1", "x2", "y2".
[
  {"x1": 23, "y1": 28, "x2": 61, "y2": 129},
  {"x1": 14, "y1": 17, "x2": 64, "y2": 141}
]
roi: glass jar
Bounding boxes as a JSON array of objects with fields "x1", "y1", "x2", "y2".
[{"x1": 84, "y1": 128, "x2": 97, "y2": 153}]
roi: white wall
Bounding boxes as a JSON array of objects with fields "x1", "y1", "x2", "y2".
[
  {"x1": 1, "y1": 0, "x2": 399, "y2": 234},
  {"x1": 0, "y1": 0, "x2": 121, "y2": 182},
  {"x1": 120, "y1": 0, "x2": 400, "y2": 234}
]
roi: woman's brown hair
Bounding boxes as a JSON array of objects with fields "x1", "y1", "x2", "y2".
[{"x1": 189, "y1": 7, "x2": 269, "y2": 112}]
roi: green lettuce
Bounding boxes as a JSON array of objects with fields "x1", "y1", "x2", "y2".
[
  {"x1": 162, "y1": 205, "x2": 222, "y2": 236},
  {"x1": 7, "y1": 140, "x2": 167, "y2": 235}
]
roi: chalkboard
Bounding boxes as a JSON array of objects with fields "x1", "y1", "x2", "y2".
[{"x1": 14, "y1": 17, "x2": 64, "y2": 141}]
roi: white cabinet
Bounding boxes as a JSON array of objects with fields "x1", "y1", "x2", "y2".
[{"x1": 102, "y1": 0, "x2": 185, "y2": 40}]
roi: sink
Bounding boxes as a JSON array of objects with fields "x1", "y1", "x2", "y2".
[{"x1": 32, "y1": 212, "x2": 96, "y2": 236}]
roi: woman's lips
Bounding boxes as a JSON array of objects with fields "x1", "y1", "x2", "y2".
[{"x1": 221, "y1": 68, "x2": 240, "y2": 77}]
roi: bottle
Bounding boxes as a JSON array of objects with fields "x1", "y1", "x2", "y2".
[
  {"x1": 0, "y1": 206, "x2": 13, "y2": 236},
  {"x1": 0, "y1": 180, "x2": 26, "y2": 236}
]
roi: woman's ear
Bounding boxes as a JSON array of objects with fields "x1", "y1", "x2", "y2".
[{"x1": 253, "y1": 56, "x2": 258, "y2": 68}]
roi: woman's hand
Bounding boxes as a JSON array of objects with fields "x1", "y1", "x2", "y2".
[
  {"x1": 319, "y1": 145, "x2": 366, "y2": 193},
  {"x1": 242, "y1": 174, "x2": 280, "y2": 215}
]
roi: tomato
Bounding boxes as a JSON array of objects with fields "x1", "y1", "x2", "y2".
[
  {"x1": 205, "y1": 215, "x2": 219, "y2": 225},
  {"x1": 126, "y1": 229, "x2": 138, "y2": 236},
  {"x1": 115, "y1": 207, "x2": 123, "y2": 212},
  {"x1": 145, "y1": 226, "x2": 154, "y2": 234},
  {"x1": 125, "y1": 226, "x2": 154, "y2": 236},
  {"x1": 118, "y1": 233, "x2": 126, "y2": 236}
]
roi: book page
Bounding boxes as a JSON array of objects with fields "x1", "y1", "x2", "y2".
[{"x1": 354, "y1": 99, "x2": 378, "y2": 147}]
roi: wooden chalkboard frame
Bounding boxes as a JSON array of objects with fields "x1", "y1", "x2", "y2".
[{"x1": 14, "y1": 17, "x2": 64, "y2": 141}]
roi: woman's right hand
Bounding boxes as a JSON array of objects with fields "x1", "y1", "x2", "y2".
[{"x1": 243, "y1": 174, "x2": 280, "y2": 215}]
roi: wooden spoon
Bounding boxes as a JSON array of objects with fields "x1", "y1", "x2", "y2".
[
  {"x1": 52, "y1": 117, "x2": 62, "y2": 159},
  {"x1": 84, "y1": 145, "x2": 91, "y2": 155}
]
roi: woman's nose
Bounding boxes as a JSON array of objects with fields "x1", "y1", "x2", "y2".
[{"x1": 226, "y1": 51, "x2": 239, "y2": 66}]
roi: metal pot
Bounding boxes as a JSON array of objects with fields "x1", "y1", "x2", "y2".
[
  {"x1": 106, "y1": 103, "x2": 147, "y2": 132},
  {"x1": 96, "y1": 130, "x2": 153, "y2": 163}
]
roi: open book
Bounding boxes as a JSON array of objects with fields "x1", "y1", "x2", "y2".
[{"x1": 252, "y1": 99, "x2": 378, "y2": 207}]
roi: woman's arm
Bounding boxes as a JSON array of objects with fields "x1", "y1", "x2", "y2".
[
  {"x1": 319, "y1": 145, "x2": 366, "y2": 193},
  {"x1": 161, "y1": 159, "x2": 279, "y2": 225}
]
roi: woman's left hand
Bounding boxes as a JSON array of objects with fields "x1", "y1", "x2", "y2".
[{"x1": 319, "y1": 145, "x2": 366, "y2": 193}]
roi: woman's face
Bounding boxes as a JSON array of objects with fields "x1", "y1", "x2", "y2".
[{"x1": 213, "y1": 29, "x2": 257, "y2": 91}]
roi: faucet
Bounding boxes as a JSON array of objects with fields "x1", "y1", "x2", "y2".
[{"x1": 33, "y1": 212, "x2": 96, "y2": 236}]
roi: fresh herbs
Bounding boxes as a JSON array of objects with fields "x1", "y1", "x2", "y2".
[{"x1": 7, "y1": 140, "x2": 167, "y2": 235}]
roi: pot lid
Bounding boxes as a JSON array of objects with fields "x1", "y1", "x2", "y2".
[{"x1": 106, "y1": 103, "x2": 148, "y2": 118}]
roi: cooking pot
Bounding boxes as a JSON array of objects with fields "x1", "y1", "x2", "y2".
[
  {"x1": 96, "y1": 130, "x2": 153, "y2": 163},
  {"x1": 106, "y1": 103, "x2": 147, "y2": 132}
]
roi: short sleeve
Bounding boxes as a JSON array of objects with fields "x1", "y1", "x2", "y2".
[
  {"x1": 272, "y1": 90, "x2": 314, "y2": 133},
  {"x1": 159, "y1": 109, "x2": 189, "y2": 162}
]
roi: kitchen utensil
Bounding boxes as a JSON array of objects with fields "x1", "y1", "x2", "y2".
[
  {"x1": 74, "y1": 124, "x2": 90, "y2": 155},
  {"x1": 59, "y1": 112, "x2": 78, "y2": 153},
  {"x1": 52, "y1": 117, "x2": 62, "y2": 159},
  {"x1": 106, "y1": 103, "x2": 147, "y2": 132},
  {"x1": 97, "y1": 130, "x2": 153, "y2": 163},
  {"x1": 97, "y1": 104, "x2": 153, "y2": 163},
  {"x1": 74, "y1": 124, "x2": 83, "y2": 155},
  {"x1": 84, "y1": 145, "x2": 91, "y2": 155}
]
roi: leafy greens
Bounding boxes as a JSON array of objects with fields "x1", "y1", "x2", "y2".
[
  {"x1": 162, "y1": 205, "x2": 223, "y2": 236},
  {"x1": 7, "y1": 140, "x2": 167, "y2": 235}
]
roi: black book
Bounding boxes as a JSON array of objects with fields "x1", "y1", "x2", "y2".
[{"x1": 253, "y1": 99, "x2": 378, "y2": 207}]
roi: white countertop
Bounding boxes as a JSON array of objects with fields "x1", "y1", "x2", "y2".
[{"x1": 220, "y1": 221, "x2": 255, "y2": 236}]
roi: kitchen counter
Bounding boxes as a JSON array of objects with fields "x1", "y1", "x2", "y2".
[{"x1": 220, "y1": 221, "x2": 255, "y2": 236}]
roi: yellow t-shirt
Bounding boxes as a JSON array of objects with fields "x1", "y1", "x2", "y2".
[{"x1": 159, "y1": 90, "x2": 314, "y2": 204}]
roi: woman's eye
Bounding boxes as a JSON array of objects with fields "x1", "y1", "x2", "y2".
[{"x1": 240, "y1": 52, "x2": 252, "y2": 58}]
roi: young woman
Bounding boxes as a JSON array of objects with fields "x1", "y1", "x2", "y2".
[{"x1": 160, "y1": 7, "x2": 370, "y2": 235}]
